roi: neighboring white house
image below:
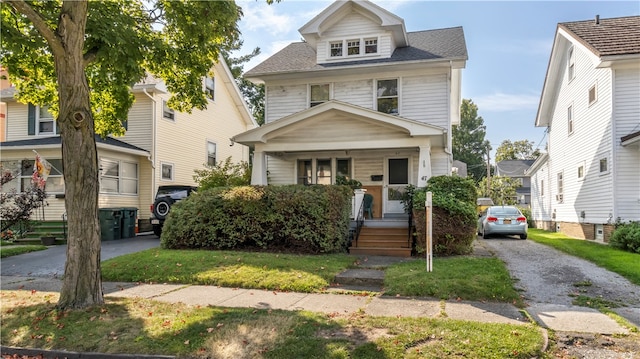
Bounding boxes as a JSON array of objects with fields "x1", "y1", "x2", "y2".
[
  {"x1": 0, "y1": 58, "x2": 256, "y2": 232},
  {"x1": 527, "y1": 15, "x2": 640, "y2": 241},
  {"x1": 232, "y1": 0, "x2": 467, "y2": 219},
  {"x1": 495, "y1": 159, "x2": 535, "y2": 206}
]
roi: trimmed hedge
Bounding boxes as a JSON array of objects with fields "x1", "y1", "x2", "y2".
[
  {"x1": 160, "y1": 185, "x2": 352, "y2": 254},
  {"x1": 411, "y1": 176, "x2": 477, "y2": 255}
]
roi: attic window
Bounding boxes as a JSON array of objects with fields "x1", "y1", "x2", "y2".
[
  {"x1": 205, "y1": 76, "x2": 215, "y2": 101},
  {"x1": 330, "y1": 42, "x2": 343, "y2": 57},
  {"x1": 567, "y1": 46, "x2": 575, "y2": 81},
  {"x1": 588, "y1": 84, "x2": 597, "y2": 105},
  {"x1": 347, "y1": 40, "x2": 360, "y2": 55},
  {"x1": 365, "y1": 38, "x2": 378, "y2": 54}
]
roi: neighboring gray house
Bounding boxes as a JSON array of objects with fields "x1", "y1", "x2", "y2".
[
  {"x1": 233, "y1": 0, "x2": 467, "y2": 220},
  {"x1": 495, "y1": 159, "x2": 535, "y2": 206},
  {"x1": 527, "y1": 16, "x2": 640, "y2": 242}
]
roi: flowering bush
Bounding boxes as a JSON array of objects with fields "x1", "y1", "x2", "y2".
[{"x1": 1, "y1": 229, "x2": 15, "y2": 242}]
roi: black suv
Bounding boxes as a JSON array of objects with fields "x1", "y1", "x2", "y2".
[{"x1": 150, "y1": 185, "x2": 197, "y2": 236}]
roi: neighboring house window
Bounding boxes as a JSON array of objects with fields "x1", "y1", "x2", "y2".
[
  {"x1": 161, "y1": 162, "x2": 174, "y2": 181},
  {"x1": 336, "y1": 159, "x2": 352, "y2": 180},
  {"x1": 163, "y1": 101, "x2": 175, "y2": 121},
  {"x1": 599, "y1": 157, "x2": 608, "y2": 173},
  {"x1": 316, "y1": 159, "x2": 331, "y2": 185},
  {"x1": 567, "y1": 46, "x2": 575, "y2": 81},
  {"x1": 100, "y1": 158, "x2": 138, "y2": 194},
  {"x1": 330, "y1": 41, "x2": 343, "y2": 57},
  {"x1": 297, "y1": 159, "x2": 312, "y2": 185},
  {"x1": 577, "y1": 164, "x2": 585, "y2": 180},
  {"x1": 567, "y1": 105, "x2": 574, "y2": 135},
  {"x1": 0, "y1": 159, "x2": 64, "y2": 194},
  {"x1": 310, "y1": 84, "x2": 330, "y2": 107},
  {"x1": 588, "y1": 84, "x2": 597, "y2": 105},
  {"x1": 377, "y1": 79, "x2": 398, "y2": 115},
  {"x1": 205, "y1": 76, "x2": 215, "y2": 101},
  {"x1": 540, "y1": 179, "x2": 544, "y2": 197},
  {"x1": 207, "y1": 141, "x2": 217, "y2": 166},
  {"x1": 37, "y1": 106, "x2": 55, "y2": 135},
  {"x1": 347, "y1": 39, "x2": 360, "y2": 55},
  {"x1": 365, "y1": 38, "x2": 378, "y2": 54},
  {"x1": 556, "y1": 172, "x2": 564, "y2": 203}
]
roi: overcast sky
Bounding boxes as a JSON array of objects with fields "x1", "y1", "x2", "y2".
[{"x1": 234, "y1": 0, "x2": 640, "y2": 161}]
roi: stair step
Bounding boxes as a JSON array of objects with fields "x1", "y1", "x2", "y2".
[
  {"x1": 355, "y1": 239, "x2": 408, "y2": 248},
  {"x1": 349, "y1": 247, "x2": 412, "y2": 257},
  {"x1": 334, "y1": 269, "x2": 385, "y2": 287}
]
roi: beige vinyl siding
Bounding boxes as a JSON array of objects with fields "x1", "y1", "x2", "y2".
[
  {"x1": 334, "y1": 79, "x2": 373, "y2": 108},
  {"x1": 429, "y1": 148, "x2": 450, "y2": 177},
  {"x1": 402, "y1": 74, "x2": 449, "y2": 128},
  {"x1": 265, "y1": 84, "x2": 307, "y2": 123},
  {"x1": 614, "y1": 68, "x2": 640, "y2": 221},
  {"x1": 117, "y1": 94, "x2": 153, "y2": 151},
  {"x1": 5, "y1": 102, "x2": 30, "y2": 141},
  {"x1": 265, "y1": 155, "x2": 295, "y2": 184}
]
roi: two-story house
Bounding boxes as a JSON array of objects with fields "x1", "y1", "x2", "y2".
[
  {"x1": 232, "y1": 0, "x2": 467, "y2": 221},
  {"x1": 1, "y1": 57, "x2": 256, "y2": 234},
  {"x1": 527, "y1": 16, "x2": 640, "y2": 241},
  {"x1": 495, "y1": 159, "x2": 535, "y2": 206}
]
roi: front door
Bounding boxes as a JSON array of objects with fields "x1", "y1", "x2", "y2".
[{"x1": 384, "y1": 158, "x2": 409, "y2": 215}]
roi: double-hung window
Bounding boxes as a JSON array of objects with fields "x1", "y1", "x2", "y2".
[
  {"x1": 567, "y1": 105, "x2": 574, "y2": 135},
  {"x1": 100, "y1": 158, "x2": 138, "y2": 194},
  {"x1": 0, "y1": 159, "x2": 64, "y2": 194},
  {"x1": 376, "y1": 79, "x2": 398, "y2": 115},
  {"x1": 330, "y1": 42, "x2": 343, "y2": 57},
  {"x1": 310, "y1": 84, "x2": 330, "y2": 107},
  {"x1": 163, "y1": 101, "x2": 175, "y2": 121},
  {"x1": 347, "y1": 39, "x2": 360, "y2": 55},
  {"x1": 556, "y1": 172, "x2": 564, "y2": 203},
  {"x1": 37, "y1": 106, "x2": 55, "y2": 135},
  {"x1": 365, "y1": 38, "x2": 378, "y2": 54},
  {"x1": 296, "y1": 158, "x2": 352, "y2": 185},
  {"x1": 207, "y1": 141, "x2": 217, "y2": 166},
  {"x1": 205, "y1": 76, "x2": 215, "y2": 101},
  {"x1": 567, "y1": 46, "x2": 575, "y2": 81}
]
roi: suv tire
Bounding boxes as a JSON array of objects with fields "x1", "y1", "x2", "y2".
[{"x1": 153, "y1": 197, "x2": 174, "y2": 220}]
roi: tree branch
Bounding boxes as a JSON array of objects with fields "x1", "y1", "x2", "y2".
[
  {"x1": 83, "y1": 47, "x2": 98, "y2": 66},
  {"x1": 5, "y1": 0, "x2": 65, "y2": 58}
]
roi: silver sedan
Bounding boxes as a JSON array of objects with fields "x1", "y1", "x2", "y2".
[{"x1": 478, "y1": 206, "x2": 528, "y2": 239}]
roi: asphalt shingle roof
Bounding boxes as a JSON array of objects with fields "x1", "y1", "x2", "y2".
[
  {"x1": 245, "y1": 27, "x2": 467, "y2": 76},
  {"x1": 559, "y1": 16, "x2": 640, "y2": 57},
  {"x1": 1, "y1": 135, "x2": 149, "y2": 154}
]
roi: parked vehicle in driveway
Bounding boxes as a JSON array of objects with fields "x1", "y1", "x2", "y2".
[
  {"x1": 150, "y1": 185, "x2": 197, "y2": 237},
  {"x1": 478, "y1": 205, "x2": 528, "y2": 239}
]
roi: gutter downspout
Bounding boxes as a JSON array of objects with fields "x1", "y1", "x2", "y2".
[{"x1": 142, "y1": 88, "x2": 157, "y2": 207}]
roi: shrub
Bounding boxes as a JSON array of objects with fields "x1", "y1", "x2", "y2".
[
  {"x1": 161, "y1": 185, "x2": 352, "y2": 254},
  {"x1": 610, "y1": 221, "x2": 640, "y2": 254},
  {"x1": 411, "y1": 176, "x2": 477, "y2": 255},
  {"x1": 193, "y1": 157, "x2": 251, "y2": 190},
  {"x1": 517, "y1": 206, "x2": 534, "y2": 228}
]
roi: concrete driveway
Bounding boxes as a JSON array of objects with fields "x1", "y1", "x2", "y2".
[
  {"x1": 1, "y1": 233, "x2": 160, "y2": 278},
  {"x1": 479, "y1": 236, "x2": 640, "y2": 330}
]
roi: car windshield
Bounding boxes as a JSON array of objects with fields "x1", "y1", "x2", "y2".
[{"x1": 490, "y1": 207, "x2": 520, "y2": 216}]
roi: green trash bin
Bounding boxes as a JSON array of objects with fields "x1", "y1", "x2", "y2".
[
  {"x1": 121, "y1": 207, "x2": 138, "y2": 238},
  {"x1": 99, "y1": 208, "x2": 122, "y2": 241}
]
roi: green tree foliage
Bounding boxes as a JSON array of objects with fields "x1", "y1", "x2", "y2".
[
  {"x1": 495, "y1": 139, "x2": 541, "y2": 162},
  {"x1": 193, "y1": 157, "x2": 251, "y2": 191},
  {"x1": 224, "y1": 47, "x2": 265, "y2": 125},
  {"x1": 0, "y1": 0, "x2": 276, "y2": 309},
  {"x1": 476, "y1": 176, "x2": 522, "y2": 206},
  {"x1": 453, "y1": 99, "x2": 490, "y2": 182},
  {"x1": 610, "y1": 221, "x2": 640, "y2": 254}
]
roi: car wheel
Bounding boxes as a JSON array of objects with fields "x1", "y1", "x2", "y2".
[
  {"x1": 153, "y1": 197, "x2": 174, "y2": 220},
  {"x1": 520, "y1": 233, "x2": 527, "y2": 240},
  {"x1": 482, "y1": 228, "x2": 490, "y2": 239},
  {"x1": 153, "y1": 227, "x2": 162, "y2": 237}
]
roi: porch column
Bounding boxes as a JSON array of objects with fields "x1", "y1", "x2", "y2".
[
  {"x1": 417, "y1": 145, "x2": 432, "y2": 187},
  {"x1": 251, "y1": 151, "x2": 268, "y2": 185}
]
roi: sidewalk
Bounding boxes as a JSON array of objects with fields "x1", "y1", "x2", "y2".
[{"x1": 0, "y1": 274, "x2": 630, "y2": 336}]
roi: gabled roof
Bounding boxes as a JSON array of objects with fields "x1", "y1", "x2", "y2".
[
  {"x1": 536, "y1": 16, "x2": 640, "y2": 127},
  {"x1": 245, "y1": 28, "x2": 467, "y2": 79},
  {"x1": 495, "y1": 159, "x2": 535, "y2": 177},
  {"x1": 1, "y1": 135, "x2": 150, "y2": 156},
  {"x1": 524, "y1": 153, "x2": 549, "y2": 176},
  {"x1": 299, "y1": 0, "x2": 407, "y2": 48},
  {"x1": 232, "y1": 100, "x2": 445, "y2": 146}
]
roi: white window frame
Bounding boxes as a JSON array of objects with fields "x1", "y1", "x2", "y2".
[
  {"x1": 577, "y1": 162, "x2": 585, "y2": 181},
  {"x1": 588, "y1": 83, "x2": 597, "y2": 106},
  {"x1": 162, "y1": 100, "x2": 175, "y2": 121},
  {"x1": 309, "y1": 83, "x2": 331, "y2": 108},
  {"x1": 296, "y1": 158, "x2": 352, "y2": 185},
  {"x1": 161, "y1": 162, "x2": 174, "y2": 181},
  {"x1": 376, "y1": 78, "x2": 399, "y2": 115},
  {"x1": 540, "y1": 179, "x2": 544, "y2": 197},
  {"x1": 205, "y1": 76, "x2": 215, "y2": 101},
  {"x1": 364, "y1": 38, "x2": 378, "y2": 54},
  {"x1": 567, "y1": 104, "x2": 574, "y2": 135},
  {"x1": 328, "y1": 36, "x2": 379, "y2": 59},
  {"x1": 556, "y1": 172, "x2": 564, "y2": 203},
  {"x1": 36, "y1": 105, "x2": 56, "y2": 135},
  {"x1": 99, "y1": 158, "x2": 138, "y2": 195},
  {"x1": 347, "y1": 39, "x2": 360, "y2": 55},
  {"x1": 599, "y1": 156, "x2": 609, "y2": 175},
  {"x1": 567, "y1": 46, "x2": 575, "y2": 81},
  {"x1": 1, "y1": 159, "x2": 64, "y2": 194},
  {"x1": 207, "y1": 141, "x2": 217, "y2": 167},
  {"x1": 329, "y1": 41, "x2": 343, "y2": 57}
]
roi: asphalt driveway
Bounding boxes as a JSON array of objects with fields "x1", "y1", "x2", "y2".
[{"x1": 0, "y1": 233, "x2": 160, "y2": 277}]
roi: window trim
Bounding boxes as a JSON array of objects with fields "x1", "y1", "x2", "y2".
[
  {"x1": 327, "y1": 36, "x2": 379, "y2": 59},
  {"x1": 599, "y1": 156, "x2": 609, "y2": 175},
  {"x1": 567, "y1": 46, "x2": 575, "y2": 81},
  {"x1": 577, "y1": 163, "x2": 585, "y2": 181},
  {"x1": 205, "y1": 76, "x2": 215, "y2": 101},
  {"x1": 588, "y1": 83, "x2": 597, "y2": 106},
  {"x1": 376, "y1": 78, "x2": 399, "y2": 115},
  {"x1": 160, "y1": 162, "x2": 174, "y2": 181},
  {"x1": 567, "y1": 104, "x2": 574, "y2": 135},
  {"x1": 36, "y1": 105, "x2": 56, "y2": 135},
  {"x1": 207, "y1": 141, "x2": 217, "y2": 167},
  {"x1": 162, "y1": 100, "x2": 175, "y2": 121},
  {"x1": 329, "y1": 41, "x2": 343, "y2": 57},
  {"x1": 309, "y1": 83, "x2": 331, "y2": 108},
  {"x1": 99, "y1": 158, "x2": 138, "y2": 195},
  {"x1": 556, "y1": 171, "x2": 564, "y2": 203},
  {"x1": 296, "y1": 158, "x2": 352, "y2": 185}
]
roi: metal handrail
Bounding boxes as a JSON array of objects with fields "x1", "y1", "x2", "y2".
[
  {"x1": 407, "y1": 196, "x2": 414, "y2": 249},
  {"x1": 352, "y1": 196, "x2": 365, "y2": 248}
]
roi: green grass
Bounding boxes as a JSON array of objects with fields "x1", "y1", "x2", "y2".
[
  {"x1": 0, "y1": 290, "x2": 546, "y2": 358},
  {"x1": 0, "y1": 243, "x2": 47, "y2": 258},
  {"x1": 384, "y1": 257, "x2": 524, "y2": 306},
  {"x1": 528, "y1": 229, "x2": 640, "y2": 286}
]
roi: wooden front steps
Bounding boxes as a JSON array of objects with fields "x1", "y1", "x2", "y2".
[{"x1": 349, "y1": 226, "x2": 412, "y2": 257}]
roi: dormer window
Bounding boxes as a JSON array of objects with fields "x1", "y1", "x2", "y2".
[
  {"x1": 365, "y1": 38, "x2": 378, "y2": 54},
  {"x1": 330, "y1": 42, "x2": 343, "y2": 57},
  {"x1": 347, "y1": 40, "x2": 360, "y2": 55}
]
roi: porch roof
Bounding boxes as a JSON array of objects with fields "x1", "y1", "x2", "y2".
[{"x1": 232, "y1": 100, "x2": 445, "y2": 150}]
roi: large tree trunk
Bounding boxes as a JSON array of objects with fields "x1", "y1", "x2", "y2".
[{"x1": 55, "y1": 1, "x2": 104, "y2": 309}]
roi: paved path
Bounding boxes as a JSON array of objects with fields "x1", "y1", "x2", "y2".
[{"x1": 479, "y1": 237, "x2": 640, "y2": 331}]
